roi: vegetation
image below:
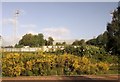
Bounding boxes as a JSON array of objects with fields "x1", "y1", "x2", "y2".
[
  {"x1": 56, "y1": 42, "x2": 66, "y2": 45},
  {"x1": 2, "y1": 44, "x2": 119, "y2": 77},
  {"x1": 15, "y1": 33, "x2": 54, "y2": 47},
  {"x1": 2, "y1": 52, "x2": 115, "y2": 77},
  {"x1": 86, "y1": 6, "x2": 120, "y2": 55},
  {"x1": 1, "y1": 3, "x2": 119, "y2": 77},
  {"x1": 86, "y1": 32, "x2": 108, "y2": 48},
  {"x1": 106, "y1": 6, "x2": 120, "y2": 54},
  {"x1": 72, "y1": 39, "x2": 85, "y2": 46}
]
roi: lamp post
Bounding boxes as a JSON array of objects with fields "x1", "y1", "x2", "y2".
[{"x1": 13, "y1": 10, "x2": 19, "y2": 47}]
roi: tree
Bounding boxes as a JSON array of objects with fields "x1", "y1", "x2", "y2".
[
  {"x1": 72, "y1": 40, "x2": 79, "y2": 45},
  {"x1": 19, "y1": 33, "x2": 35, "y2": 47},
  {"x1": 47, "y1": 37, "x2": 54, "y2": 45},
  {"x1": 37, "y1": 33, "x2": 45, "y2": 46},
  {"x1": 55, "y1": 42, "x2": 66, "y2": 46},
  {"x1": 86, "y1": 38, "x2": 97, "y2": 46},
  {"x1": 72, "y1": 39, "x2": 85, "y2": 46},
  {"x1": 102, "y1": 31, "x2": 108, "y2": 47},
  {"x1": 44, "y1": 39, "x2": 48, "y2": 46},
  {"x1": 95, "y1": 32, "x2": 108, "y2": 48},
  {"x1": 15, "y1": 44, "x2": 23, "y2": 48},
  {"x1": 33, "y1": 35, "x2": 38, "y2": 47},
  {"x1": 18, "y1": 33, "x2": 46, "y2": 47},
  {"x1": 86, "y1": 31, "x2": 108, "y2": 48},
  {"x1": 56, "y1": 42, "x2": 61, "y2": 45},
  {"x1": 106, "y1": 6, "x2": 120, "y2": 54},
  {"x1": 79, "y1": 39, "x2": 85, "y2": 45},
  {"x1": 62, "y1": 42, "x2": 66, "y2": 45}
]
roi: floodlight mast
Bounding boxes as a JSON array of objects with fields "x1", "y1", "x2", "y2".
[{"x1": 13, "y1": 10, "x2": 19, "y2": 47}]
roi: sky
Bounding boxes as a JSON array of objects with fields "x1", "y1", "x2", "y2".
[{"x1": 1, "y1": 2, "x2": 118, "y2": 46}]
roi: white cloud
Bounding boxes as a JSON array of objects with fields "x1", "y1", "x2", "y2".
[
  {"x1": 2, "y1": 26, "x2": 71, "y2": 46},
  {"x1": 26, "y1": 30, "x2": 38, "y2": 35},
  {"x1": 2, "y1": 36, "x2": 20, "y2": 46},
  {"x1": 42, "y1": 27, "x2": 70, "y2": 40},
  {"x1": 43, "y1": 27, "x2": 70, "y2": 34}
]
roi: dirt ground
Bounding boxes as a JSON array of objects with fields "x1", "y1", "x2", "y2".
[{"x1": 1, "y1": 75, "x2": 120, "y2": 80}]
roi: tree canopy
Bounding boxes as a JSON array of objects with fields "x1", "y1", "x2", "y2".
[
  {"x1": 106, "y1": 6, "x2": 120, "y2": 54},
  {"x1": 16, "y1": 33, "x2": 54, "y2": 47},
  {"x1": 72, "y1": 39, "x2": 85, "y2": 46},
  {"x1": 86, "y1": 6, "x2": 120, "y2": 55}
]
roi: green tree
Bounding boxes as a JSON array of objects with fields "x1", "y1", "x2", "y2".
[
  {"x1": 56, "y1": 42, "x2": 66, "y2": 46},
  {"x1": 19, "y1": 33, "x2": 35, "y2": 47},
  {"x1": 106, "y1": 6, "x2": 120, "y2": 54},
  {"x1": 15, "y1": 44, "x2": 23, "y2": 48},
  {"x1": 79, "y1": 39, "x2": 85, "y2": 45},
  {"x1": 96, "y1": 32, "x2": 107, "y2": 48},
  {"x1": 33, "y1": 35, "x2": 38, "y2": 47},
  {"x1": 44, "y1": 39, "x2": 48, "y2": 46},
  {"x1": 18, "y1": 33, "x2": 45, "y2": 47},
  {"x1": 72, "y1": 40, "x2": 79, "y2": 45},
  {"x1": 56, "y1": 42, "x2": 61, "y2": 45},
  {"x1": 86, "y1": 32, "x2": 108, "y2": 48},
  {"x1": 102, "y1": 31, "x2": 108, "y2": 47},
  {"x1": 62, "y1": 42, "x2": 66, "y2": 45},
  {"x1": 47, "y1": 37, "x2": 54, "y2": 45},
  {"x1": 72, "y1": 39, "x2": 85, "y2": 46},
  {"x1": 86, "y1": 38, "x2": 97, "y2": 46},
  {"x1": 37, "y1": 33, "x2": 45, "y2": 46}
]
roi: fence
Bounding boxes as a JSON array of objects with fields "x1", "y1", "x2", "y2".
[
  {"x1": 1, "y1": 48, "x2": 41, "y2": 52},
  {"x1": 1, "y1": 46, "x2": 65, "y2": 52}
]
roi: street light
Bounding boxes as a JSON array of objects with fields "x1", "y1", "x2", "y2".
[{"x1": 13, "y1": 10, "x2": 20, "y2": 47}]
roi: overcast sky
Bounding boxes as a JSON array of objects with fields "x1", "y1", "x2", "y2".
[{"x1": 1, "y1": 2, "x2": 118, "y2": 46}]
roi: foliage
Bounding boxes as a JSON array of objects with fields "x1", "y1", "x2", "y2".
[
  {"x1": 17, "y1": 33, "x2": 54, "y2": 47},
  {"x1": 46, "y1": 37, "x2": 54, "y2": 46},
  {"x1": 2, "y1": 53, "x2": 24, "y2": 77},
  {"x1": 86, "y1": 31, "x2": 108, "y2": 48},
  {"x1": 15, "y1": 44, "x2": 24, "y2": 48},
  {"x1": 63, "y1": 45, "x2": 107, "y2": 58},
  {"x1": 86, "y1": 38, "x2": 97, "y2": 46},
  {"x1": 106, "y1": 6, "x2": 120, "y2": 54},
  {"x1": 86, "y1": 6, "x2": 120, "y2": 55},
  {"x1": 56, "y1": 42, "x2": 66, "y2": 46},
  {"x1": 72, "y1": 39, "x2": 85, "y2": 46},
  {"x1": 19, "y1": 33, "x2": 35, "y2": 47},
  {"x1": 2, "y1": 53, "x2": 110, "y2": 77}
]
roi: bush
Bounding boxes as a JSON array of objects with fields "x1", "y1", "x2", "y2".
[
  {"x1": 2, "y1": 53, "x2": 110, "y2": 77},
  {"x1": 63, "y1": 45, "x2": 107, "y2": 57}
]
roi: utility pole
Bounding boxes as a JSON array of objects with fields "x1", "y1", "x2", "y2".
[{"x1": 13, "y1": 10, "x2": 19, "y2": 47}]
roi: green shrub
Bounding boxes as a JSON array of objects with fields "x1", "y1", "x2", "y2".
[{"x1": 2, "y1": 53, "x2": 110, "y2": 77}]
